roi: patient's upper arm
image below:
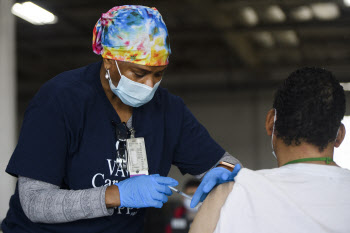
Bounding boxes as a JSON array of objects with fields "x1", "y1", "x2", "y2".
[{"x1": 189, "y1": 182, "x2": 234, "y2": 233}]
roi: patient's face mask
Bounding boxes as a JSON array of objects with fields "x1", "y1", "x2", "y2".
[{"x1": 271, "y1": 109, "x2": 277, "y2": 160}]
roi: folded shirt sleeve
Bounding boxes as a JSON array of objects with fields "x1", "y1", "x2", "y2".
[{"x1": 195, "y1": 152, "x2": 243, "y2": 180}]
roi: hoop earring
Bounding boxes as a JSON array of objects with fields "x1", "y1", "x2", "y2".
[{"x1": 105, "y1": 69, "x2": 110, "y2": 80}]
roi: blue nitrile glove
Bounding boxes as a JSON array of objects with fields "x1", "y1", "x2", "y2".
[
  {"x1": 115, "y1": 174, "x2": 178, "y2": 208},
  {"x1": 190, "y1": 164, "x2": 241, "y2": 208}
]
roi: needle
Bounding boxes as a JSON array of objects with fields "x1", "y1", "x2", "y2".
[{"x1": 168, "y1": 186, "x2": 192, "y2": 200}]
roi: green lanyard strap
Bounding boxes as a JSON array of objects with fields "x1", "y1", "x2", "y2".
[{"x1": 283, "y1": 157, "x2": 333, "y2": 166}]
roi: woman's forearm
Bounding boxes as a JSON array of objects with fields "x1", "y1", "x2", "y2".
[{"x1": 18, "y1": 176, "x2": 114, "y2": 223}]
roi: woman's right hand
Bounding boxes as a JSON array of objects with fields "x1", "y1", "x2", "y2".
[{"x1": 112, "y1": 174, "x2": 178, "y2": 208}]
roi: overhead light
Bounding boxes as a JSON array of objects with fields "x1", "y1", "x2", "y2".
[
  {"x1": 11, "y1": 2, "x2": 57, "y2": 25},
  {"x1": 274, "y1": 30, "x2": 299, "y2": 46},
  {"x1": 253, "y1": 31, "x2": 275, "y2": 48},
  {"x1": 310, "y1": 3, "x2": 340, "y2": 21},
  {"x1": 345, "y1": 0, "x2": 350, "y2": 7},
  {"x1": 266, "y1": 5, "x2": 286, "y2": 23},
  {"x1": 241, "y1": 7, "x2": 259, "y2": 26},
  {"x1": 341, "y1": 83, "x2": 350, "y2": 91},
  {"x1": 290, "y1": 6, "x2": 313, "y2": 21}
]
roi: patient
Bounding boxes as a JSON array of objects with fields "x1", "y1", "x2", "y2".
[{"x1": 189, "y1": 67, "x2": 350, "y2": 233}]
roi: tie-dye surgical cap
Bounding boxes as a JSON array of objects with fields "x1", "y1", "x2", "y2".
[{"x1": 92, "y1": 5, "x2": 171, "y2": 66}]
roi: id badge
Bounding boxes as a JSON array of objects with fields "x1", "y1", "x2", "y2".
[{"x1": 126, "y1": 137, "x2": 149, "y2": 177}]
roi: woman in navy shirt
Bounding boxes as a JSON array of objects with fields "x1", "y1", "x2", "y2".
[{"x1": 2, "y1": 5, "x2": 241, "y2": 233}]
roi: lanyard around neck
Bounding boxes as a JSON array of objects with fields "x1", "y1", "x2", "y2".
[{"x1": 283, "y1": 157, "x2": 333, "y2": 166}]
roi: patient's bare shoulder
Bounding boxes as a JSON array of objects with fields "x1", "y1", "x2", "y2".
[{"x1": 189, "y1": 182, "x2": 234, "y2": 233}]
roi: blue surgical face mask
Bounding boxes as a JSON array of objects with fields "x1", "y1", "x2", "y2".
[{"x1": 105, "y1": 60, "x2": 161, "y2": 107}]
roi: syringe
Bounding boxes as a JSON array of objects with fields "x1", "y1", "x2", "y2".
[{"x1": 168, "y1": 186, "x2": 192, "y2": 200}]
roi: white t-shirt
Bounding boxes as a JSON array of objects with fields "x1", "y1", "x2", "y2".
[{"x1": 214, "y1": 164, "x2": 350, "y2": 233}]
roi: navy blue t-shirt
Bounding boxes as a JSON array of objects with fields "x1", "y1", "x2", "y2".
[{"x1": 2, "y1": 61, "x2": 224, "y2": 233}]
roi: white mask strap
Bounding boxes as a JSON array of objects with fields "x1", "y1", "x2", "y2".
[
  {"x1": 115, "y1": 60, "x2": 123, "y2": 77},
  {"x1": 335, "y1": 127, "x2": 340, "y2": 142},
  {"x1": 272, "y1": 109, "x2": 277, "y2": 135},
  {"x1": 271, "y1": 109, "x2": 277, "y2": 160}
]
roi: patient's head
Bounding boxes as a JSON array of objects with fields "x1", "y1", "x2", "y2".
[{"x1": 272, "y1": 67, "x2": 345, "y2": 151}]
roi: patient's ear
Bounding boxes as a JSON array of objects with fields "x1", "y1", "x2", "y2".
[
  {"x1": 335, "y1": 123, "x2": 345, "y2": 148},
  {"x1": 265, "y1": 109, "x2": 275, "y2": 136}
]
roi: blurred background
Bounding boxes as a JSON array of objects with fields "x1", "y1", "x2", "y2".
[{"x1": 1, "y1": 0, "x2": 350, "y2": 232}]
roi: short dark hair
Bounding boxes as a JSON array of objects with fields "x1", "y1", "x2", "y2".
[{"x1": 273, "y1": 67, "x2": 345, "y2": 151}]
